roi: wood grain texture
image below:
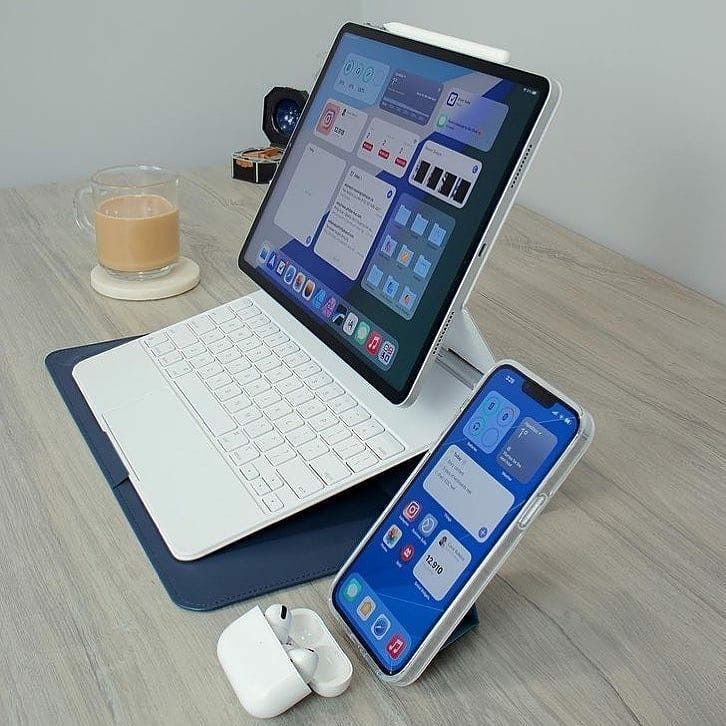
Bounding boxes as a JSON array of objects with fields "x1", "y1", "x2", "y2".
[{"x1": 0, "y1": 166, "x2": 723, "y2": 725}]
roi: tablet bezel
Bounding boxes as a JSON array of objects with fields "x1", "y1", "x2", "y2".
[{"x1": 237, "y1": 22, "x2": 550, "y2": 404}]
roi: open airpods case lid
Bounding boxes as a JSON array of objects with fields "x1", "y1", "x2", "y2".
[
  {"x1": 217, "y1": 606, "x2": 352, "y2": 719},
  {"x1": 288, "y1": 607, "x2": 353, "y2": 697}
]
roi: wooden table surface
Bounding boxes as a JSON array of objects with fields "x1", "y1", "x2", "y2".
[{"x1": 1, "y1": 167, "x2": 724, "y2": 725}]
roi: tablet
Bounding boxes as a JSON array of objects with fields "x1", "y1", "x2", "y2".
[{"x1": 239, "y1": 23, "x2": 556, "y2": 404}]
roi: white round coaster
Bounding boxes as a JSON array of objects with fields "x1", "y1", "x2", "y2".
[{"x1": 90, "y1": 257, "x2": 200, "y2": 301}]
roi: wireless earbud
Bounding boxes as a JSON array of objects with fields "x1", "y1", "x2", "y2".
[
  {"x1": 287, "y1": 647, "x2": 319, "y2": 684},
  {"x1": 264, "y1": 603, "x2": 293, "y2": 644}
]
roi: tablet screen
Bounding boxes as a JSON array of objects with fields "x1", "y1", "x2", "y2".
[{"x1": 239, "y1": 24, "x2": 549, "y2": 402}]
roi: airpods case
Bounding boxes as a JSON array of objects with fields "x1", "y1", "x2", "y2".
[{"x1": 217, "y1": 605, "x2": 353, "y2": 718}]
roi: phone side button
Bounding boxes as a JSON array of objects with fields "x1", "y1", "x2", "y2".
[{"x1": 516, "y1": 493, "x2": 548, "y2": 529}]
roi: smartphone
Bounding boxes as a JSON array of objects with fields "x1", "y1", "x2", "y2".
[{"x1": 328, "y1": 361, "x2": 594, "y2": 685}]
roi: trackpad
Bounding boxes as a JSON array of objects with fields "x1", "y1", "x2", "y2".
[{"x1": 103, "y1": 388, "x2": 262, "y2": 560}]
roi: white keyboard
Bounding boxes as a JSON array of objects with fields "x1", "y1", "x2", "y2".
[{"x1": 142, "y1": 297, "x2": 406, "y2": 516}]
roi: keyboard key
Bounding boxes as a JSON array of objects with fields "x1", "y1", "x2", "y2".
[
  {"x1": 207, "y1": 372, "x2": 232, "y2": 390},
  {"x1": 284, "y1": 351, "x2": 310, "y2": 367},
  {"x1": 267, "y1": 444, "x2": 295, "y2": 466},
  {"x1": 329, "y1": 394, "x2": 357, "y2": 415},
  {"x1": 299, "y1": 438, "x2": 328, "y2": 461},
  {"x1": 240, "y1": 463, "x2": 259, "y2": 480},
  {"x1": 278, "y1": 458, "x2": 324, "y2": 498},
  {"x1": 249, "y1": 478, "x2": 270, "y2": 497},
  {"x1": 309, "y1": 452, "x2": 350, "y2": 485},
  {"x1": 247, "y1": 346, "x2": 272, "y2": 363},
  {"x1": 244, "y1": 379, "x2": 270, "y2": 397},
  {"x1": 215, "y1": 383, "x2": 242, "y2": 402},
  {"x1": 235, "y1": 368, "x2": 260, "y2": 386},
  {"x1": 210, "y1": 307, "x2": 235, "y2": 324},
  {"x1": 189, "y1": 352, "x2": 215, "y2": 369},
  {"x1": 300, "y1": 399, "x2": 326, "y2": 419},
  {"x1": 247, "y1": 314, "x2": 270, "y2": 329},
  {"x1": 236, "y1": 306, "x2": 259, "y2": 321},
  {"x1": 340, "y1": 406, "x2": 370, "y2": 427},
  {"x1": 255, "y1": 389, "x2": 280, "y2": 408},
  {"x1": 298, "y1": 362, "x2": 321, "y2": 378},
  {"x1": 257, "y1": 431, "x2": 285, "y2": 452},
  {"x1": 198, "y1": 361, "x2": 224, "y2": 379},
  {"x1": 368, "y1": 431, "x2": 405, "y2": 460},
  {"x1": 267, "y1": 332, "x2": 289, "y2": 347},
  {"x1": 145, "y1": 332, "x2": 168, "y2": 348},
  {"x1": 220, "y1": 317, "x2": 244, "y2": 333},
  {"x1": 181, "y1": 341, "x2": 206, "y2": 358},
  {"x1": 226, "y1": 358, "x2": 251, "y2": 375},
  {"x1": 217, "y1": 347, "x2": 241, "y2": 365},
  {"x1": 276, "y1": 376, "x2": 302, "y2": 395},
  {"x1": 286, "y1": 425, "x2": 316, "y2": 447},
  {"x1": 336, "y1": 438, "x2": 366, "y2": 461},
  {"x1": 306, "y1": 372, "x2": 332, "y2": 390},
  {"x1": 218, "y1": 429, "x2": 249, "y2": 452},
  {"x1": 260, "y1": 468, "x2": 284, "y2": 491},
  {"x1": 244, "y1": 418, "x2": 273, "y2": 439},
  {"x1": 266, "y1": 401, "x2": 292, "y2": 422},
  {"x1": 167, "y1": 324, "x2": 196, "y2": 349},
  {"x1": 229, "y1": 327, "x2": 253, "y2": 343},
  {"x1": 277, "y1": 413, "x2": 303, "y2": 434},
  {"x1": 275, "y1": 341, "x2": 299, "y2": 357},
  {"x1": 225, "y1": 394, "x2": 252, "y2": 414},
  {"x1": 256, "y1": 323, "x2": 279, "y2": 338},
  {"x1": 176, "y1": 372, "x2": 236, "y2": 436},
  {"x1": 267, "y1": 366, "x2": 291, "y2": 384},
  {"x1": 317, "y1": 382, "x2": 344, "y2": 402},
  {"x1": 229, "y1": 297, "x2": 252, "y2": 311},
  {"x1": 262, "y1": 492, "x2": 283, "y2": 512},
  {"x1": 166, "y1": 360, "x2": 192, "y2": 378},
  {"x1": 309, "y1": 410, "x2": 338, "y2": 432},
  {"x1": 200, "y1": 328, "x2": 224, "y2": 345},
  {"x1": 353, "y1": 419, "x2": 384, "y2": 441},
  {"x1": 286, "y1": 387, "x2": 313, "y2": 406},
  {"x1": 256, "y1": 356, "x2": 280, "y2": 373},
  {"x1": 230, "y1": 445, "x2": 258, "y2": 466},
  {"x1": 190, "y1": 316, "x2": 215, "y2": 335},
  {"x1": 152, "y1": 341, "x2": 175, "y2": 356},
  {"x1": 208, "y1": 337, "x2": 233, "y2": 355},
  {"x1": 347, "y1": 449, "x2": 379, "y2": 473},
  {"x1": 321, "y1": 424, "x2": 352, "y2": 446},
  {"x1": 234, "y1": 406, "x2": 262, "y2": 426},
  {"x1": 159, "y1": 350, "x2": 183, "y2": 366}
]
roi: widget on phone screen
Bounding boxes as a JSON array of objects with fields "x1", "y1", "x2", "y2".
[{"x1": 403, "y1": 501, "x2": 421, "y2": 522}]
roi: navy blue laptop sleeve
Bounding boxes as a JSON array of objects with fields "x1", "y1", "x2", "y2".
[{"x1": 45, "y1": 337, "x2": 477, "y2": 645}]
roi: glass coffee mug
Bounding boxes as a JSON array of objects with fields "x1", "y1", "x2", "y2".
[{"x1": 74, "y1": 165, "x2": 180, "y2": 280}]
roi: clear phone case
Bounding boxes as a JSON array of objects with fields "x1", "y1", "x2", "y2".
[{"x1": 328, "y1": 359, "x2": 595, "y2": 686}]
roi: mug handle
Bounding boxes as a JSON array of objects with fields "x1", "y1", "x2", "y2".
[{"x1": 73, "y1": 185, "x2": 95, "y2": 239}]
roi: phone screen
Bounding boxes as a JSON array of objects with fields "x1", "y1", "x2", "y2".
[{"x1": 332, "y1": 363, "x2": 580, "y2": 675}]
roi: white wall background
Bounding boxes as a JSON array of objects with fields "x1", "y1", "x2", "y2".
[
  {"x1": 0, "y1": 1, "x2": 351, "y2": 187},
  {"x1": 365, "y1": 2, "x2": 726, "y2": 304},
  {"x1": 2, "y1": 2, "x2": 725, "y2": 304}
]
